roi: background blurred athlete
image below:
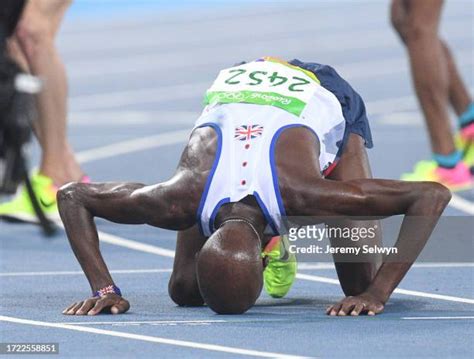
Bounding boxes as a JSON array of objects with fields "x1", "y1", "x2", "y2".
[
  {"x1": 0, "y1": 0, "x2": 88, "y2": 223},
  {"x1": 58, "y1": 57, "x2": 450, "y2": 316},
  {"x1": 391, "y1": 0, "x2": 474, "y2": 190}
]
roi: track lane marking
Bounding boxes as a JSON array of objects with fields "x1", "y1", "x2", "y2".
[
  {"x1": 70, "y1": 110, "x2": 197, "y2": 126},
  {"x1": 61, "y1": 320, "x2": 227, "y2": 326},
  {"x1": 297, "y1": 263, "x2": 474, "y2": 270},
  {"x1": 449, "y1": 194, "x2": 474, "y2": 215},
  {"x1": 96, "y1": 230, "x2": 176, "y2": 258},
  {"x1": 1, "y1": 262, "x2": 472, "y2": 277},
  {"x1": 0, "y1": 315, "x2": 310, "y2": 359},
  {"x1": 2, "y1": 262, "x2": 473, "y2": 278},
  {"x1": 401, "y1": 316, "x2": 474, "y2": 320},
  {"x1": 295, "y1": 273, "x2": 474, "y2": 304},
  {"x1": 75, "y1": 129, "x2": 189, "y2": 164},
  {"x1": 59, "y1": 319, "x2": 289, "y2": 326},
  {"x1": 0, "y1": 268, "x2": 172, "y2": 277}
]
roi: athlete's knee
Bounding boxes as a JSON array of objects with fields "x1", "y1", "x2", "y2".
[
  {"x1": 419, "y1": 182, "x2": 451, "y2": 212},
  {"x1": 14, "y1": 16, "x2": 54, "y2": 60},
  {"x1": 168, "y1": 273, "x2": 204, "y2": 307},
  {"x1": 404, "y1": 19, "x2": 438, "y2": 44}
]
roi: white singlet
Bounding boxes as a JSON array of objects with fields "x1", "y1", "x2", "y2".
[{"x1": 194, "y1": 58, "x2": 345, "y2": 237}]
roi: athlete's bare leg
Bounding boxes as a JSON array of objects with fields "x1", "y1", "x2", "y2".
[
  {"x1": 168, "y1": 225, "x2": 206, "y2": 307},
  {"x1": 325, "y1": 134, "x2": 382, "y2": 296},
  {"x1": 8, "y1": 0, "x2": 83, "y2": 185},
  {"x1": 442, "y1": 43, "x2": 471, "y2": 117},
  {"x1": 390, "y1": 0, "x2": 472, "y2": 154}
]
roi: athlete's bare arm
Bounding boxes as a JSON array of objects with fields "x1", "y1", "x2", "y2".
[
  {"x1": 283, "y1": 177, "x2": 451, "y2": 315},
  {"x1": 274, "y1": 127, "x2": 451, "y2": 316},
  {"x1": 58, "y1": 128, "x2": 216, "y2": 315}
]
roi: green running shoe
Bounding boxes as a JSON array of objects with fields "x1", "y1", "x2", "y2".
[
  {"x1": 263, "y1": 235, "x2": 297, "y2": 298},
  {"x1": 0, "y1": 173, "x2": 60, "y2": 223}
]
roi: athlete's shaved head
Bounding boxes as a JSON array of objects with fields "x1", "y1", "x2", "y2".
[{"x1": 196, "y1": 220, "x2": 263, "y2": 314}]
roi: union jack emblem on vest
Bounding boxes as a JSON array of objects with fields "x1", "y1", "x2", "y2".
[{"x1": 234, "y1": 124, "x2": 264, "y2": 141}]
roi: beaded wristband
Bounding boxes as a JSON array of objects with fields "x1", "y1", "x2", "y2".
[{"x1": 93, "y1": 284, "x2": 122, "y2": 298}]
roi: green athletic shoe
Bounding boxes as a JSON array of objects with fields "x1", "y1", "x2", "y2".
[
  {"x1": 0, "y1": 173, "x2": 59, "y2": 223},
  {"x1": 263, "y1": 235, "x2": 297, "y2": 298}
]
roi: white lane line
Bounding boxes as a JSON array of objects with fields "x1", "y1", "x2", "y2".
[
  {"x1": 2, "y1": 262, "x2": 471, "y2": 277},
  {"x1": 61, "y1": 320, "x2": 227, "y2": 326},
  {"x1": 411, "y1": 263, "x2": 474, "y2": 268},
  {"x1": 389, "y1": 288, "x2": 474, "y2": 305},
  {"x1": 0, "y1": 268, "x2": 172, "y2": 277},
  {"x1": 401, "y1": 316, "x2": 474, "y2": 320},
  {"x1": 297, "y1": 263, "x2": 474, "y2": 270},
  {"x1": 297, "y1": 263, "x2": 335, "y2": 270},
  {"x1": 97, "y1": 230, "x2": 175, "y2": 258},
  {"x1": 75, "y1": 129, "x2": 189, "y2": 164},
  {"x1": 54, "y1": 219, "x2": 175, "y2": 258},
  {"x1": 296, "y1": 273, "x2": 474, "y2": 304},
  {"x1": 375, "y1": 111, "x2": 424, "y2": 126},
  {"x1": 0, "y1": 316, "x2": 309, "y2": 359},
  {"x1": 59, "y1": 319, "x2": 287, "y2": 326},
  {"x1": 339, "y1": 52, "x2": 472, "y2": 81},
  {"x1": 70, "y1": 110, "x2": 197, "y2": 126},
  {"x1": 70, "y1": 82, "x2": 209, "y2": 112},
  {"x1": 449, "y1": 194, "x2": 474, "y2": 215},
  {"x1": 2, "y1": 262, "x2": 472, "y2": 277}
]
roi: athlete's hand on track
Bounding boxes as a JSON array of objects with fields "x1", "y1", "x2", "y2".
[
  {"x1": 326, "y1": 292, "x2": 384, "y2": 316},
  {"x1": 62, "y1": 294, "x2": 130, "y2": 315}
]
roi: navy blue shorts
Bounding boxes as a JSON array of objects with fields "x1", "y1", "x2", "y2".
[{"x1": 289, "y1": 59, "x2": 374, "y2": 150}]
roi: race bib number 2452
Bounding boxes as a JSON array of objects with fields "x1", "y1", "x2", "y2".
[{"x1": 204, "y1": 61, "x2": 319, "y2": 116}]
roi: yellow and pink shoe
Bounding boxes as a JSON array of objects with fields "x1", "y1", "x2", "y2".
[
  {"x1": 457, "y1": 120, "x2": 474, "y2": 170},
  {"x1": 401, "y1": 160, "x2": 472, "y2": 191},
  {"x1": 0, "y1": 172, "x2": 90, "y2": 223},
  {"x1": 401, "y1": 123, "x2": 474, "y2": 191}
]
